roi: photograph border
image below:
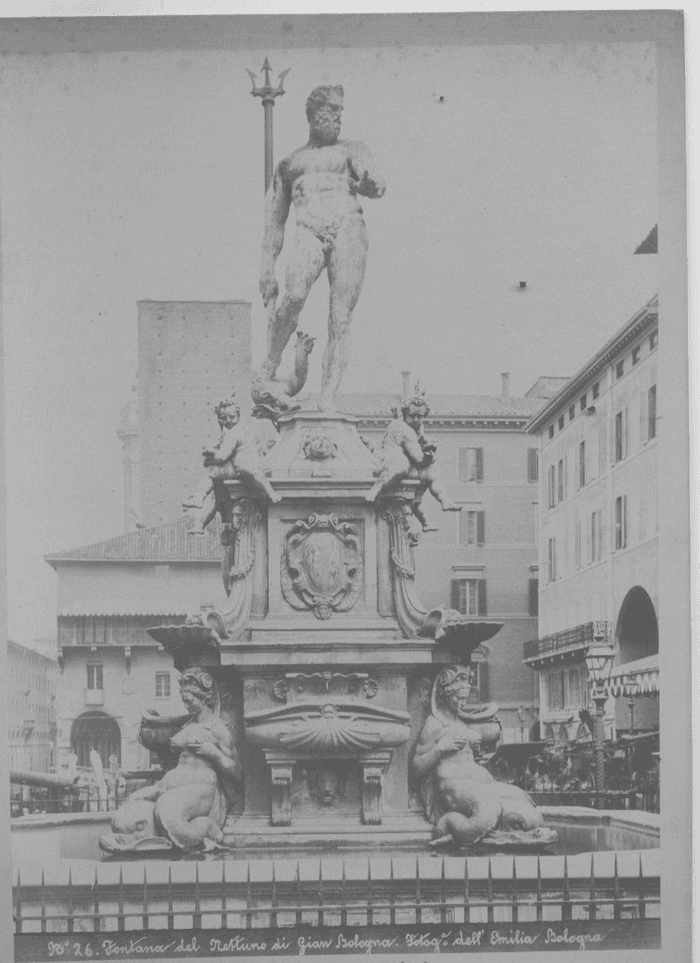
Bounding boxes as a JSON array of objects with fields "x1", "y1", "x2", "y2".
[{"x1": 0, "y1": 10, "x2": 689, "y2": 963}]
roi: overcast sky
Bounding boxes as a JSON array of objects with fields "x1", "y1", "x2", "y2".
[{"x1": 0, "y1": 41, "x2": 657, "y2": 642}]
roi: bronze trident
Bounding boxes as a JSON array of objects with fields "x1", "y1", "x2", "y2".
[{"x1": 246, "y1": 57, "x2": 291, "y2": 194}]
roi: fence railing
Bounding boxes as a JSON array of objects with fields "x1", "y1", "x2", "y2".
[
  {"x1": 11, "y1": 786, "x2": 125, "y2": 817},
  {"x1": 13, "y1": 855, "x2": 660, "y2": 934}
]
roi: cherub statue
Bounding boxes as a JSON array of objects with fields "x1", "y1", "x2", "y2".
[
  {"x1": 184, "y1": 394, "x2": 280, "y2": 535},
  {"x1": 366, "y1": 383, "x2": 462, "y2": 531}
]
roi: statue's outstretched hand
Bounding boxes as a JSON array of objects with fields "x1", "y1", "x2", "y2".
[
  {"x1": 260, "y1": 272, "x2": 279, "y2": 307},
  {"x1": 351, "y1": 170, "x2": 386, "y2": 199}
]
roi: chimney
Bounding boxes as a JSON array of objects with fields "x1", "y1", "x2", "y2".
[
  {"x1": 402, "y1": 371, "x2": 411, "y2": 398},
  {"x1": 501, "y1": 372, "x2": 510, "y2": 399}
]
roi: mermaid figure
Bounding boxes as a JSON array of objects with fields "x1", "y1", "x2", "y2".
[
  {"x1": 412, "y1": 665, "x2": 555, "y2": 848},
  {"x1": 100, "y1": 668, "x2": 240, "y2": 853}
]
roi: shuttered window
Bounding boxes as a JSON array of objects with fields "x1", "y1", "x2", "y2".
[
  {"x1": 458, "y1": 448, "x2": 484, "y2": 482},
  {"x1": 86, "y1": 664, "x2": 103, "y2": 690},
  {"x1": 527, "y1": 448, "x2": 538, "y2": 482},
  {"x1": 459, "y1": 511, "x2": 485, "y2": 546},
  {"x1": 615, "y1": 495, "x2": 627, "y2": 549},
  {"x1": 451, "y1": 578, "x2": 487, "y2": 616},
  {"x1": 615, "y1": 409, "x2": 628, "y2": 462},
  {"x1": 528, "y1": 578, "x2": 539, "y2": 616},
  {"x1": 648, "y1": 385, "x2": 657, "y2": 440}
]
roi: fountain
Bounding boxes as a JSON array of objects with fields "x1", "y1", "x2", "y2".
[{"x1": 12, "y1": 77, "x2": 659, "y2": 953}]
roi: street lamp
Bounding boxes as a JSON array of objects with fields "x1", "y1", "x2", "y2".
[
  {"x1": 584, "y1": 639, "x2": 615, "y2": 806},
  {"x1": 517, "y1": 706, "x2": 528, "y2": 743}
]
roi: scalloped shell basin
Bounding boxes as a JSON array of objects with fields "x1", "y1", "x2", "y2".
[{"x1": 244, "y1": 702, "x2": 411, "y2": 753}]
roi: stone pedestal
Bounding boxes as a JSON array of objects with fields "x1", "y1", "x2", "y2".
[{"x1": 184, "y1": 407, "x2": 504, "y2": 847}]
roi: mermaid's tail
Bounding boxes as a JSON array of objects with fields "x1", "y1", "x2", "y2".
[
  {"x1": 434, "y1": 788, "x2": 502, "y2": 846},
  {"x1": 498, "y1": 784, "x2": 544, "y2": 832}
]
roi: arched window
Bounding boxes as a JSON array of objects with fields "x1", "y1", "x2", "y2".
[
  {"x1": 615, "y1": 586, "x2": 659, "y2": 665},
  {"x1": 70, "y1": 711, "x2": 121, "y2": 768}
]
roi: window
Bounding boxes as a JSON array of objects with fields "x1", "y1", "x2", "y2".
[
  {"x1": 580, "y1": 393, "x2": 587, "y2": 412},
  {"x1": 592, "y1": 382, "x2": 600, "y2": 401},
  {"x1": 574, "y1": 519, "x2": 582, "y2": 569},
  {"x1": 459, "y1": 510, "x2": 485, "y2": 546},
  {"x1": 547, "y1": 537, "x2": 557, "y2": 582},
  {"x1": 616, "y1": 359, "x2": 624, "y2": 380},
  {"x1": 548, "y1": 425, "x2": 554, "y2": 439},
  {"x1": 528, "y1": 576, "x2": 539, "y2": 616},
  {"x1": 155, "y1": 672, "x2": 171, "y2": 699},
  {"x1": 548, "y1": 465, "x2": 556, "y2": 508},
  {"x1": 569, "y1": 405, "x2": 575, "y2": 421},
  {"x1": 590, "y1": 510, "x2": 602, "y2": 562},
  {"x1": 650, "y1": 330, "x2": 658, "y2": 350},
  {"x1": 527, "y1": 448, "x2": 539, "y2": 483},
  {"x1": 648, "y1": 385, "x2": 657, "y2": 439},
  {"x1": 578, "y1": 441, "x2": 586, "y2": 487},
  {"x1": 615, "y1": 495, "x2": 627, "y2": 550},
  {"x1": 557, "y1": 459, "x2": 565, "y2": 502},
  {"x1": 547, "y1": 667, "x2": 588, "y2": 712},
  {"x1": 451, "y1": 578, "x2": 487, "y2": 616},
  {"x1": 558, "y1": 415, "x2": 564, "y2": 431},
  {"x1": 86, "y1": 664, "x2": 103, "y2": 690},
  {"x1": 614, "y1": 409, "x2": 628, "y2": 462},
  {"x1": 458, "y1": 447, "x2": 484, "y2": 482},
  {"x1": 632, "y1": 345, "x2": 641, "y2": 365}
]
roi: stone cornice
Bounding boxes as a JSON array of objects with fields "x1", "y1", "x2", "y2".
[{"x1": 527, "y1": 295, "x2": 658, "y2": 434}]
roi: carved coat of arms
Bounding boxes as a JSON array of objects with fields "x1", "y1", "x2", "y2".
[{"x1": 280, "y1": 513, "x2": 362, "y2": 619}]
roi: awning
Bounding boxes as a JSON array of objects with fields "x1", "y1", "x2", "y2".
[
  {"x1": 607, "y1": 654, "x2": 659, "y2": 696},
  {"x1": 58, "y1": 600, "x2": 192, "y2": 617}
]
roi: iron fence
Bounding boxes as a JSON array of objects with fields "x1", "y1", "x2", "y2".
[
  {"x1": 11, "y1": 786, "x2": 125, "y2": 817},
  {"x1": 14, "y1": 855, "x2": 659, "y2": 934}
]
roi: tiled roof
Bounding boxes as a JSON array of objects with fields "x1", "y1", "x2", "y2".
[
  {"x1": 45, "y1": 515, "x2": 222, "y2": 564},
  {"x1": 58, "y1": 600, "x2": 192, "y2": 617},
  {"x1": 332, "y1": 393, "x2": 545, "y2": 419}
]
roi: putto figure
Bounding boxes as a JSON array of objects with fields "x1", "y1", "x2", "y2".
[
  {"x1": 411, "y1": 665, "x2": 555, "y2": 849},
  {"x1": 100, "y1": 668, "x2": 241, "y2": 853},
  {"x1": 258, "y1": 84, "x2": 386, "y2": 411},
  {"x1": 367, "y1": 384, "x2": 462, "y2": 531},
  {"x1": 185, "y1": 394, "x2": 280, "y2": 534}
]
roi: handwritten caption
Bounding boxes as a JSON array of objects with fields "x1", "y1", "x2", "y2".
[{"x1": 16, "y1": 921, "x2": 660, "y2": 961}]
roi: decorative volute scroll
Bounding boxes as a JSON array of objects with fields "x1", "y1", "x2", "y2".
[
  {"x1": 216, "y1": 497, "x2": 264, "y2": 640},
  {"x1": 245, "y1": 701, "x2": 411, "y2": 755},
  {"x1": 281, "y1": 513, "x2": 362, "y2": 620},
  {"x1": 382, "y1": 497, "x2": 428, "y2": 638}
]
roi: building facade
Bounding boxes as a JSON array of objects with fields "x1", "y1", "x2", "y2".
[
  {"x1": 46, "y1": 517, "x2": 223, "y2": 771},
  {"x1": 130, "y1": 300, "x2": 253, "y2": 530},
  {"x1": 524, "y1": 295, "x2": 659, "y2": 741},
  {"x1": 7, "y1": 641, "x2": 59, "y2": 772}
]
